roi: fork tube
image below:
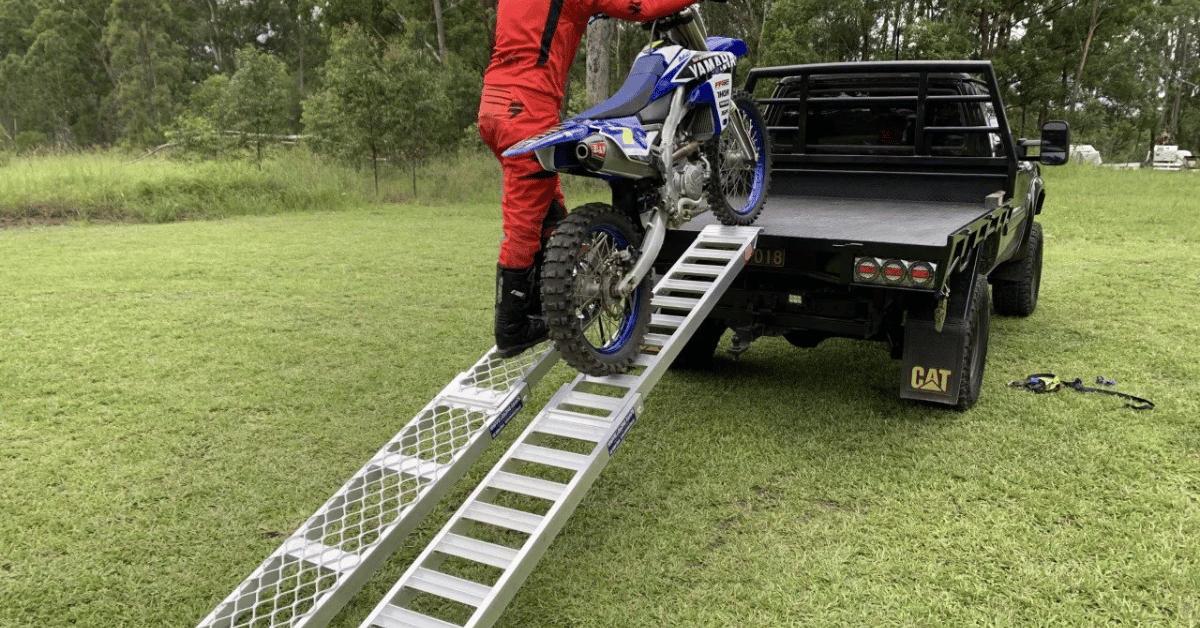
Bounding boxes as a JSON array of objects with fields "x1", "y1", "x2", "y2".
[
  {"x1": 674, "y1": 5, "x2": 709, "y2": 50},
  {"x1": 728, "y1": 105, "x2": 757, "y2": 166}
]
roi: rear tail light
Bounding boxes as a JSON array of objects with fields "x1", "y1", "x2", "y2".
[
  {"x1": 853, "y1": 257, "x2": 939, "y2": 289},
  {"x1": 908, "y1": 261, "x2": 935, "y2": 287},
  {"x1": 855, "y1": 258, "x2": 880, "y2": 282},
  {"x1": 881, "y1": 259, "x2": 906, "y2": 283}
]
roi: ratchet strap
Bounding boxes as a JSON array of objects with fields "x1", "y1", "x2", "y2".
[{"x1": 1008, "y1": 373, "x2": 1155, "y2": 411}]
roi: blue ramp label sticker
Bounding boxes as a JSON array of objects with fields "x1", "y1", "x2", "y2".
[
  {"x1": 489, "y1": 397, "x2": 523, "y2": 438},
  {"x1": 607, "y1": 410, "x2": 639, "y2": 455}
]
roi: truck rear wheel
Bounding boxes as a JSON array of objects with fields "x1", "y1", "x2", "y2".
[
  {"x1": 992, "y1": 221, "x2": 1043, "y2": 317},
  {"x1": 955, "y1": 273, "x2": 991, "y2": 410}
]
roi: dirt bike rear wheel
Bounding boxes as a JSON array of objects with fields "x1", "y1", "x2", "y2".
[
  {"x1": 707, "y1": 89, "x2": 771, "y2": 226},
  {"x1": 542, "y1": 203, "x2": 651, "y2": 376}
]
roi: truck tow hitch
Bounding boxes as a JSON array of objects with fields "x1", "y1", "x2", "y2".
[{"x1": 730, "y1": 326, "x2": 761, "y2": 358}]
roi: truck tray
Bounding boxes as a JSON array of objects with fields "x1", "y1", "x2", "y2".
[{"x1": 680, "y1": 195, "x2": 993, "y2": 248}]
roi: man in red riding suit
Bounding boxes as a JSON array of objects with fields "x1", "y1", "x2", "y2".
[{"x1": 480, "y1": 0, "x2": 719, "y2": 358}]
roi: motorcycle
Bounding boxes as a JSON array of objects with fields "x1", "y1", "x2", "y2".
[{"x1": 503, "y1": 3, "x2": 770, "y2": 376}]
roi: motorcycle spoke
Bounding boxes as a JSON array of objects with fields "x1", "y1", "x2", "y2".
[
  {"x1": 569, "y1": 229, "x2": 632, "y2": 351},
  {"x1": 585, "y1": 311, "x2": 611, "y2": 349}
]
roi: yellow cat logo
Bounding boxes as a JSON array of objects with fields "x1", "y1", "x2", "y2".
[{"x1": 911, "y1": 366, "x2": 953, "y2": 393}]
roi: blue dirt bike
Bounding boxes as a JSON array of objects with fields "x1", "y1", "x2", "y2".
[{"x1": 504, "y1": 3, "x2": 770, "y2": 376}]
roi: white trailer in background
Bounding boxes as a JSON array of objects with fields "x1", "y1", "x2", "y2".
[
  {"x1": 1070, "y1": 144, "x2": 1102, "y2": 164},
  {"x1": 1152, "y1": 145, "x2": 1196, "y2": 170}
]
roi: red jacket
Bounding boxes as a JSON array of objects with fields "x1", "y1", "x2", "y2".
[{"x1": 484, "y1": 0, "x2": 697, "y2": 108}]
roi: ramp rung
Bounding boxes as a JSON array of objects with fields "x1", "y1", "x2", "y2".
[
  {"x1": 560, "y1": 391, "x2": 623, "y2": 413},
  {"x1": 641, "y1": 332, "x2": 674, "y2": 347},
  {"x1": 372, "y1": 605, "x2": 461, "y2": 628},
  {"x1": 283, "y1": 538, "x2": 361, "y2": 574},
  {"x1": 581, "y1": 373, "x2": 639, "y2": 389},
  {"x1": 651, "y1": 295, "x2": 700, "y2": 310},
  {"x1": 535, "y1": 413, "x2": 610, "y2": 442},
  {"x1": 699, "y1": 233, "x2": 757, "y2": 245},
  {"x1": 510, "y1": 444, "x2": 590, "y2": 471},
  {"x1": 632, "y1": 353, "x2": 659, "y2": 367},
  {"x1": 544, "y1": 407, "x2": 615, "y2": 424},
  {"x1": 435, "y1": 533, "x2": 518, "y2": 570},
  {"x1": 650, "y1": 313, "x2": 687, "y2": 329},
  {"x1": 683, "y1": 249, "x2": 737, "y2": 262},
  {"x1": 461, "y1": 501, "x2": 544, "y2": 534},
  {"x1": 657, "y1": 278, "x2": 715, "y2": 293},
  {"x1": 406, "y1": 567, "x2": 490, "y2": 608},
  {"x1": 489, "y1": 471, "x2": 568, "y2": 502},
  {"x1": 670, "y1": 262, "x2": 726, "y2": 276}
]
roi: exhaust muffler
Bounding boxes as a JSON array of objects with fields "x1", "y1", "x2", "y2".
[{"x1": 574, "y1": 134, "x2": 657, "y2": 179}]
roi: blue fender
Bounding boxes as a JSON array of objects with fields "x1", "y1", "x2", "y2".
[
  {"x1": 706, "y1": 36, "x2": 748, "y2": 58},
  {"x1": 503, "y1": 123, "x2": 591, "y2": 157}
]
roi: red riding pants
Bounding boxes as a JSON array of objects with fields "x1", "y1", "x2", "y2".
[{"x1": 478, "y1": 84, "x2": 566, "y2": 270}]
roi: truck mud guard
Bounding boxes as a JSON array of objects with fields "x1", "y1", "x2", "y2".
[{"x1": 900, "y1": 248, "x2": 987, "y2": 407}]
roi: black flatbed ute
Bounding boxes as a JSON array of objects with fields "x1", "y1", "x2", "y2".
[{"x1": 655, "y1": 60, "x2": 1070, "y2": 409}]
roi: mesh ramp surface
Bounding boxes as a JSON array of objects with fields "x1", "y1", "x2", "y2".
[{"x1": 195, "y1": 344, "x2": 559, "y2": 628}]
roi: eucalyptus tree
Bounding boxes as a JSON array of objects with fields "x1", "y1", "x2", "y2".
[
  {"x1": 225, "y1": 46, "x2": 298, "y2": 164},
  {"x1": 303, "y1": 26, "x2": 478, "y2": 195},
  {"x1": 104, "y1": 0, "x2": 187, "y2": 145}
]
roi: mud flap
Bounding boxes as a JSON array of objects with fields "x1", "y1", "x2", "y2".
[
  {"x1": 900, "y1": 250, "x2": 983, "y2": 406},
  {"x1": 901, "y1": 319, "x2": 967, "y2": 405}
]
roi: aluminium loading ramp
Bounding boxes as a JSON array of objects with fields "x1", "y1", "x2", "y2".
[
  {"x1": 358, "y1": 225, "x2": 760, "y2": 628},
  {"x1": 195, "y1": 343, "x2": 560, "y2": 628},
  {"x1": 194, "y1": 224, "x2": 758, "y2": 628}
]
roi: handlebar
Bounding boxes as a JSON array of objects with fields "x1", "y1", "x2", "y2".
[{"x1": 640, "y1": 10, "x2": 695, "y2": 32}]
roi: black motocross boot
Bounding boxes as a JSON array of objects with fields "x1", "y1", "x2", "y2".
[{"x1": 494, "y1": 264, "x2": 549, "y2": 358}]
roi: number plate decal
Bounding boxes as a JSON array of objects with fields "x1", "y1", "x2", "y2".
[{"x1": 748, "y1": 248, "x2": 786, "y2": 268}]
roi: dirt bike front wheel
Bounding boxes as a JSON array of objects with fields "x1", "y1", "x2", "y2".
[
  {"x1": 542, "y1": 202, "x2": 651, "y2": 377},
  {"x1": 707, "y1": 89, "x2": 771, "y2": 226}
]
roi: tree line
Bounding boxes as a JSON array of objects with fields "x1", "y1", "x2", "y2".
[{"x1": 1, "y1": 0, "x2": 1197, "y2": 166}]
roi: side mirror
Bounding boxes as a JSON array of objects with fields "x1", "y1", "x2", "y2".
[{"x1": 1039, "y1": 120, "x2": 1070, "y2": 165}]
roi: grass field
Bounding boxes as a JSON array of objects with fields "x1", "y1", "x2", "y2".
[
  {"x1": 1, "y1": 165, "x2": 1198, "y2": 627},
  {"x1": 0, "y1": 149, "x2": 605, "y2": 226}
]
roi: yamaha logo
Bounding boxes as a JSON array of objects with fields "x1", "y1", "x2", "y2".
[{"x1": 688, "y1": 53, "x2": 734, "y2": 78}]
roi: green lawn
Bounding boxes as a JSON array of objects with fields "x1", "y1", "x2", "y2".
[{"x1": 1, "y1": 166, "x2": 1197, "y2": 628}]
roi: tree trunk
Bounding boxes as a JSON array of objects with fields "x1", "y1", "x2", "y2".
[
  {"x1": 1167, "y1": 28, "x2": 1190, "y2": 138},
  {"x1": 978, "y1": 10, "x2": 991, "y2": 57},
  {"x1": 297, "y1": 17, "x2": 306, "y2": 94},
  {"x1": 586, "y1": 18, "x2": 613, "y2": 108},
  {"x1": 482, "y1": 0, "x2": 498, "y2": 58},
  {"x1": 371, "y1": 142, "x2": 379, "y2": 197},
  {"x1": 432, "y1": 0, "x2": 447, "y2": 66},
  {"x1": 1071, "y1": 0, "x2": 1103, "y2": 111}
]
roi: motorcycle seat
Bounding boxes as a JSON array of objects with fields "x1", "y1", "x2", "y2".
[{"x1": 575, "y1": 55, "x2": 669, "y2": 122}]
